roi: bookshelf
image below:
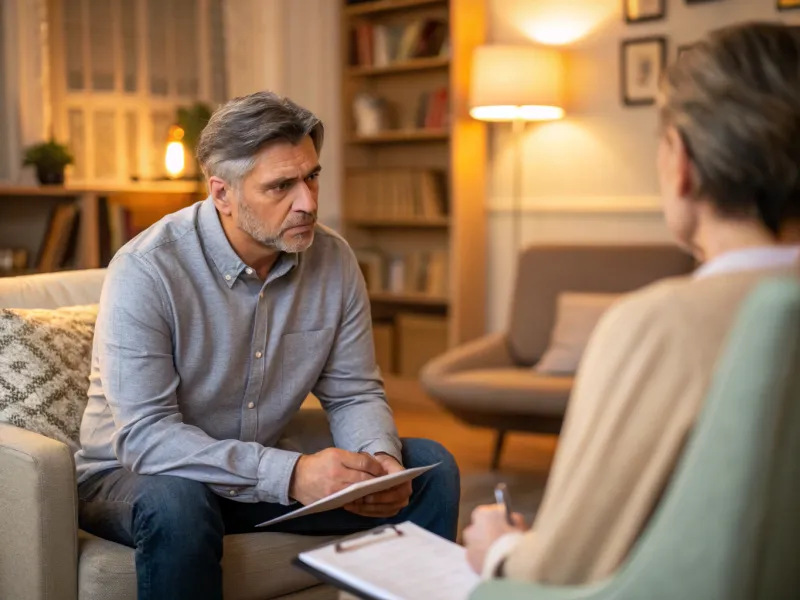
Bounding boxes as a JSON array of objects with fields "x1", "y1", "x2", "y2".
[
  {"x1": 0, "y1": 183, "x2": 205, "y2": 277},
  {"x1": 341, "y1": 0, "x2": 486, "y2": 379},
  {"x1": 347, "y1": 56, "x2": 450, "y2": 76}
]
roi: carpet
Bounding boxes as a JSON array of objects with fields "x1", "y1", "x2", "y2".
[{"x1": 457, "y1": 469, "x2": 549, "y2": 536}]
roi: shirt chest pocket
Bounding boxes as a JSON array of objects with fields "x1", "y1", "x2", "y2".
[{"x1": 281, "y1": 328, "x2": 335, "y2": 406}]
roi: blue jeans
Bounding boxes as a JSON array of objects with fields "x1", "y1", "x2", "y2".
[{"x1": 77, "y1": 438, "x2": 460, "y2": 600}]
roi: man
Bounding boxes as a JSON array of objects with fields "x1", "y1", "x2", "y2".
[{"x1": 75, "y1": 91, "x2": 460, "y2": 600}]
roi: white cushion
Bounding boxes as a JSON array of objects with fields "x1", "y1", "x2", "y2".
[{"x1": 535, "y1": 292, "x2": 621, "y2": 375}]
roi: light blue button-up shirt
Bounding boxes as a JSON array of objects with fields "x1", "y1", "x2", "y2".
[{"x1": 75, "y1": 198, "x2": 401, "y2": 505}]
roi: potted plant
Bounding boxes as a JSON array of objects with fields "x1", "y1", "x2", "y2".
[{"x1": 23, "y1": 139, "x2": 74, "y2": 185}]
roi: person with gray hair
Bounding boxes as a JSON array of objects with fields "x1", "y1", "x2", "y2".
[
  {"x1": 74, "y1": 91, "x2": 460, "y2": 600},
  {"x1": 463, "y1": 22, "x2": 800, "y2": 584}
]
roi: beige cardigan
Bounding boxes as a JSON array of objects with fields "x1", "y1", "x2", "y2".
[{"x1": 500, "y1": 267, "x2": 794, "y2": 585}]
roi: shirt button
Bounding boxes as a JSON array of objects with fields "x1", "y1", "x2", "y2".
[
  {"x1": 246, "y1": 267, "x2": 254, "y2": 275},
  {"x1": 224, "y1": 274, "x2": 231, "y2": 281},
  {"x1": 259, "y1": 292, "x2": 264, "y2": 299},
  {"x1": 255, "y1": 351, "x2": 263, "y2": 359},
  {"x1": 248, "y1": 402, "x2": 255, "y2": 409},
  {"x1": 228, "y1": 490, "x2": 237, "y2": 497}
]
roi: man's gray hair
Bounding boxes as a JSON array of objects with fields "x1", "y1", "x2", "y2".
[
  {"x1": 658, "y1": 22, "x2": 800, "y2": 235},
  {"x1": 197, "y1": 91, "x2": 324, "y2": 188}
]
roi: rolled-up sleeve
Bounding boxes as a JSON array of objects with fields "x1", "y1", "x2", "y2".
[
  {"x1": 99, "y1": 252, "x2": 300, "y2": 504},
  {"x1": 312, "y1": 246, "x2": 402, "y2": 463}
]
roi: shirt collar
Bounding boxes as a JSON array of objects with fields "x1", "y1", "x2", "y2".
[
  {"x1": 694, "y1": 244, "x2": 800, "y2": 280},
  {"x1": 198, "y1": 197, "x2": 246, "y2": 288},
  {"x1": 198, "y1": 197, "x2": 299, "y2": 288}
]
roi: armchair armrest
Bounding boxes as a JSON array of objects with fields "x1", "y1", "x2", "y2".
[
  {"x1": 420, "y1": 333, "x2": 514, "y2": 382},
  {"x1": 0, "y1": 423, "x2": 78, "y2": 600},
  {"x1": 471, "y1": 579, "x2": 607, "y2": 600}
]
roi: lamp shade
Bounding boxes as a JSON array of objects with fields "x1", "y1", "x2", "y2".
[{"x1": 469, "y1": 45, "x2": 565, "y2": 122}]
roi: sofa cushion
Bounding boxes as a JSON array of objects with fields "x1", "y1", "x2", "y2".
[
  {"x1": 0, "y1": 304, "x2": 98, "y2": 452},
  {"x1": 78, "y1": 529, "x2": 338, "y2": 600},
  {"x1": 430, "y1": 368, "x2": 573, "y2": 417},
  {"x1": 535, "y1": 292, "x2": 621, "y2": 375}
]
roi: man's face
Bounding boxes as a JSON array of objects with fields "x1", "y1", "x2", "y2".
[{"x1": 233, "y1": 135, "x2": 320, "y2": 253}]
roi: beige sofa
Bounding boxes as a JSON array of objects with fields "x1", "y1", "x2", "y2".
[
  {"x1": 0, "y1": 269, "x2": 338, "y2": 600},
  {"x1": 421, "y1": 244, "x2": 696, "y2": 469}
]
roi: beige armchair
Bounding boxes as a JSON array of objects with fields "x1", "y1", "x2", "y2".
[
  {"x1": 421, "y1": 244, "x2": 695, "y2": 470},
  {"x1": 0, "y1": 269, "x2": 338, "y2": 600}
]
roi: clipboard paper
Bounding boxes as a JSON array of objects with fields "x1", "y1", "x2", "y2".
[{"x1": 295, "y1": 521, "x2": 480, "y2": 600}]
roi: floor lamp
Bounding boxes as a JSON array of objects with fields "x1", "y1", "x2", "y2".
[
  {"x1": 469, "y1": 45, "x2": 566, "y2": 254},
  {"x1": 468, "y1": 45, "x2": 565, "y2": 469}
]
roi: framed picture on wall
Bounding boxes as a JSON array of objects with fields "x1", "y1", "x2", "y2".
[
  {"x1": 623, "y1": 0, "x2": 666, "y2": 23},
  {"x1": 777, "y1": 0, "x2": 800, "y2": 10},
  {"x1": 621, "y1": 37, "x2": 667, "y2": 106}
]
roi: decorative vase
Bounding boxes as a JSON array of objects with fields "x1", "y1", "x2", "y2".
[{"x1": 35, "y1": 167, "x2": 65, "y2": 185}]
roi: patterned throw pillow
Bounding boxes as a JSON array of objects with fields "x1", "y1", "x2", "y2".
[{"x1": 0, "y1": 304, "x2": 98, "y2": 452}]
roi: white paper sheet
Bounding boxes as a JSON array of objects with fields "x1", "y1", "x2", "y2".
[
  {"x1": 256, "y1": 463, "x2": 438, "y2": 527},
  {"x1": 297, "y1": 521, "x2": 480, "y2": 600}
]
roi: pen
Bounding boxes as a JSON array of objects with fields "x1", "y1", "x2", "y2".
[{"x1": 494, "y1": 482, "x2": 514, "y2": 525}]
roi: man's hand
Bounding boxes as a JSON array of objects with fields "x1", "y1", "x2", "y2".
[
  {"x1": 463, "y1": 505, "x2": 528, "y2": 574},
  {"x1": 289, "y1": 448, "x2": 386, "y2": 506},
  {"x1": 343, "y1": 453, "x2": 412, "y2": 518}
]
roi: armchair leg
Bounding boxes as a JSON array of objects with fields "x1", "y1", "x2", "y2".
[{"x1": 491, "y1": 430, "x2": 506, "y2": 471}]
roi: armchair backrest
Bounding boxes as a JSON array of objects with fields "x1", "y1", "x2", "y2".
[
  {"x1": 507, "y1": 244, "x2": 694, "y2": 365},
  {"x1": 610, "y1": 276, "x2": 800, "y2": 600}
]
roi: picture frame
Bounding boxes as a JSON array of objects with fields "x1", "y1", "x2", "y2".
[
  {"x1": 623, "y1": 0, "x2": 666, "y2": 24},
  {"x1": 621, "y1": 37, "x2": 667, "y2": 106},
  {"x1": 777, "y1": 0, "x2": 800, "y2": 10}
]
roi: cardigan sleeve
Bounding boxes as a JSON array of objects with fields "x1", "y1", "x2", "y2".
[{"x1": 502, "y1": 288, "x2": 704, "y2": 585}]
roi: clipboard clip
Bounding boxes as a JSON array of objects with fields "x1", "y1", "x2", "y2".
[{"x1": 334, "y1": 525, "x2": 404, "y2": 553}]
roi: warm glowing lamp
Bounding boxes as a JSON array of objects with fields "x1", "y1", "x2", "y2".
[
  {"x1": 469, "y1": 45, "x2": 565, "y2": 251},
  {"x1": 165, "y1": 125, "x2": 186, "y2": 179}
]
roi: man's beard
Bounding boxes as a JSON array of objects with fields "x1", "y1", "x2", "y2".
[{"x1": 237, "y1": 196, "x2": 316, "y2": 253}]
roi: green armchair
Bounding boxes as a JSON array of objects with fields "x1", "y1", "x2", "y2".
[{"x1": 471, "y1": 276, "x2": 800, "y2": 600}]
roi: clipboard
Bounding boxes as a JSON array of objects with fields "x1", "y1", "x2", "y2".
[
  {"x1": 293, "y1": 526, "x2": 403, "y2": 600},
  {"x1": 292, "y1": 522, "x2": 479, "y2": 600}
]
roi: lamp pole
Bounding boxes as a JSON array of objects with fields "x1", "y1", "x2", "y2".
[{"x1": 511, "y1": 116, "x2": 525, "y2": 255}]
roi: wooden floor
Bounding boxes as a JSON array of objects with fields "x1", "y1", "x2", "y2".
[{"x1": 384, "y1": 376, "x2": 557, "y2": 477}]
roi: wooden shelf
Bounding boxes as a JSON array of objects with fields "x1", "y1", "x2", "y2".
[
  {"x1": 349, "y1": 129, "x2": 449, "y2": 144},
  {"x1": 345, "y1": 0, "x2": 447, "y2": 17},
  {"x1": 347, "y1": 217, "x2": 449, "y2": 228},
  {"x1": 369, "y1": 291, "x2": 449, "y2": 306},
  {"x1": 0, "y1": 181, "x2": 205, "y2": 197},
  {"x1": 347, "y1": 56, "x2": 450, "y2": 77}
]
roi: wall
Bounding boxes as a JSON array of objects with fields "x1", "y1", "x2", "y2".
[
  {"x1": 224, "y1": 0, "x2": 342, "y2": 231},
  {"x1": 486, "y1": 0, "x2": 800, "y2": 332}
]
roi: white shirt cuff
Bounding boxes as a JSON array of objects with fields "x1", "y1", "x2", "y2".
[{"x1": 481, "y1": 531, "x2": 524, "y2": 580}]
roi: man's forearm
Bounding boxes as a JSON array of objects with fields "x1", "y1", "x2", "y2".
[
  {"x1": 322, "y1": 393, "x2": 402, "y2": 463},
  {"x1": 115, "y1": 418, "x2": 301, "y2": 504}
]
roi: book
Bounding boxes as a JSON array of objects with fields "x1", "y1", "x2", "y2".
[{"x1": 294, "y1": 521, "x2": 480, "y2": 600}]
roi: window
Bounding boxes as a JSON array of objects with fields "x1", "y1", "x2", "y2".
[{"x1": 51, "y1": 0, "x2": 227, "y2": 184}]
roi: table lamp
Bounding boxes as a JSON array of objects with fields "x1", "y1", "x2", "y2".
[{"x1": 469, "y1": 45, "x2": 565, "y2": 252}]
